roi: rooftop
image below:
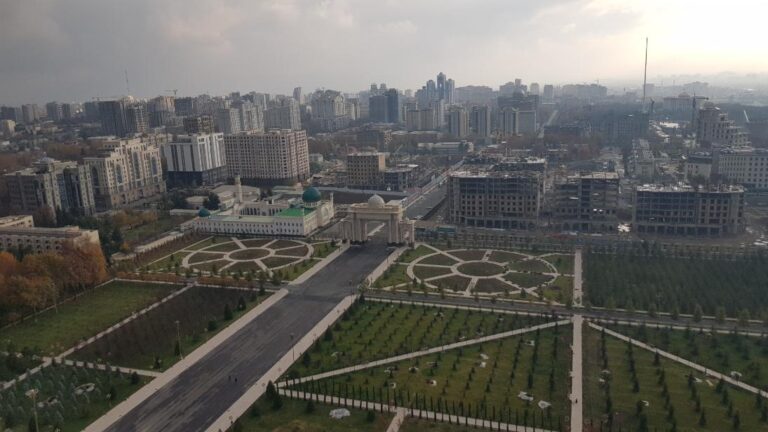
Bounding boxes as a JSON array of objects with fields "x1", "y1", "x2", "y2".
[
  {"x1": 276, "y1": 207, "x2": 315, "y2": 218},
  {"x1": 636, "y1": 183, "x2": 745, "y2": 193}
]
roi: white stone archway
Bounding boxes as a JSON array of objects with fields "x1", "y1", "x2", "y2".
[{"x1": 341, "y1": 195, "x2": 414, "y2": 245}]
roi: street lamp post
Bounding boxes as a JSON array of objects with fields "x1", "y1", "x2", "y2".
[
  {"x1": 25, "y1": 389, "x2": 39, "y2": 432},
  {"x1": 290, "y1": 333, "x2": 295, "y2": 362}
]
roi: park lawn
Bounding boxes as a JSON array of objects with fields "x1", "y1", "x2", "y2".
[
  {"x1": 241, "y1": 238, "x2": 273, "y2": 248},
  {"x1": 312, "y1": 242, "x2": 339, "y2": 259},
  {"x1": 541, "y1": 254, "x2": 574, "y2": 275},
  {"x1": 540, "y1": 276, "x2": 573, "y2": 303},
  {"x1": 0, "y1": 281, "x2": 175, "y2": 356},
  {"x1": 473, "y1": 278, "x2": 514, "y2": 294},
  {"x1": 190, "y1": 259, "x2": 231, "y2": 274},
  {"x1": 146, "y1": 251, "x2": 192, "y2": 272},
  {"x1": 447, "y1": 250, "x2": 486, "y2": 261},
  {"x1": 374, "y1": 263, "x2": 410, "y2": 288},
  {"x1": 509, "y1": 259, "x2": 552, "y2": 274},
  {"x1": 432, "y1": 275, "x2": 472, "y2": 292},
  {"x1": 288, "y1": 301, "x2": 553, "y2": 378},
  {"x1": 583, "y1": 326, "x2": 768, "y2": 432},
  {"x1": 188, "y1": 251, "x2": 226, "y2": 264},
  {"x1": 413, "y1": 265, "x2": 454, "y2": 281},
  {"x1": 503, "y1": 272, "x2": 552, "y2": 289},
  {"x1": 583, "y1": 253, "x2": 768, "y2": 317},
  {"x1": 237, "y1": 397, "x2": 391, "y2": 431},
  {"x1": 280, "y1": 245, "x2": 310, "y2": 257},
  {"x1": 185, "y1": 236, "x2": 231, "y2": 251},
  {"x1": 400, "y1": 418, "x2": 485, "y2": 431},
  {"x1": 457, "y1": 262, "x2": 504, "y2": 277},
  {"x1": 0, "y1": 364, "x2": 152, "y2": 432},
  {"x1": 122, "y1": 214, "x2": 192, "y2": 247},
  {"x1": 263, "y1": 256, "x2": 300, "y2": 269},
  {"x1": 225, "y1": 261, "x2": 265, "y2": 274},
  {"x1": 204, "y1": 241, "x2": 243, "y2": 252},
  {"x1": 488, "y1": 251, "x2": 526, "y2": 264},
  {"x1": 271, "y1": 239, "x2": 303, "y2": 249},
  {"x1": 282, "y1": 259, "x2": 320, "y2": 281},
  {"x1": 72, "y1": 288, "x2": 269, "y2": 371},
  {"x1": 400, "y1": 246, "x2": 437, "y2": 263},
  {"x1": 420, "y1": 254, "x2": 460, "y2": 266},
  {"x1": 608, "y1": 324, "x2": 768, "y2": 391},
  {"x1": 297, "y1": 325, "x2": 572, "y2": 430}
]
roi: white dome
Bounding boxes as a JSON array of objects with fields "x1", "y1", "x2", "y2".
[{"x1": 368, "y1": 194, "x2": 385, "y2": 208}]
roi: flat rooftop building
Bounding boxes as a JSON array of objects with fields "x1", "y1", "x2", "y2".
[
  {"x1": 0, "y1": 216, "x2": 100, "y2": 253},
  {"x1": 554, "y1": 172, "x2": 619, "y2": 232}
]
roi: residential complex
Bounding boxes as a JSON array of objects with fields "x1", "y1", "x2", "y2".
[
  {"x1": 554, "y1": 172, "x2": 619, "y2": 232},
  {"x1": 84, "y1": 136, "x2": 166, "y2": 211},
  {"x1": 696, "y1": 102, "x2": 750, "y2": 147},
  {"x1": 633, "y1": 184, "x2": 745, "y2": 236},
  {"x1": 0, "y1": 215, "x2": 99, "y2": 253},
  {"x1": 346, "y1": 152, "x2": 386, "y2": 189},
  {"x1": 223, "y1": 129, "x2": 309, "y2": 185},
  {"x1": 163, "y1": 133, "x2": 227, "y2": 187}
]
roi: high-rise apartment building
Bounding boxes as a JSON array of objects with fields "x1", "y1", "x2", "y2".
[
  {"x1": 264, "y1": 97, "x2": 301, "y2": 130},
  {"x1": 448, "y1": 107, "x2": 469, "y2": 139},
  {"x1": 163, "y1": 133, "x2": 226, "y2": 187},
  {"x1": 470, "y1": 106, "x2": 491, "y2": 138},
  {"x1": 223, "y1": 129, "x2": 309, "y2": 185},
  {"x1": 1, "y1": 106, "x2": 21, "y2": 122},
  {"x1": 4, "y1": 158, "x2": 95, "y2": 219},
  {"x1": 1, "y1": 120, "x2": 15, "y2": 137},
  {"x1": 183, "y1": 115, "x2": 215, "y2": 134},
  {"x1": 84, "y1": 136, "x2": 166, "y2": 210},
  {"x1": 369, "y1": 95, "x2": 388, "y2": 123},
  {"x1": 126, "y1": 104, "x2": 148, "y2": 134},
  {"x1": 713, "y1": 147, "x2": 768, "y2": 190},
  {"x1": 215, "y1": 107, "x2": 242, "y2": 134},
  {"x1": 386, "y1": 89, "x2": 401, "y2": 124},
  {"x1": 517, "y1": 110, "x2": 537, "y2": 136},
  {"x1": 633, "y1": 184, "x2": 745, "y2": 236},
  {"x1": 174, "y1": 97, "x2": 196, "y2": 116},
  {"x1": 293, "y1": 87, "x2": 302, "y2": 104},
  {"x1": 232, "y1": 101, "x2": 264, "y2": 132},
  {"x1": 310, "y1": 90, "x2": 350, "y2": 131},
  {"x1": 529, "y1": 83, "x2": 540, "y2": 96},
  {"x1": 499, "y1": 108, "x2": 518, "y2": 136},
  {"x1": 346, "y1": 152, "x2": 386, "y2": 189},
  {"x1": 696, "y1": 102, "x2": 750, "y2": 147},
  {"x1": 21, "y1": 104, "x2": 39, "y2": 124},
  {"x1": 542, "y1": 85, "x2": 554, "y2": 101},
  {"x1": 98, "y1": 100, "x2": 128, "y2": 137},
  {"x1": 46, "y1": 102, "x2": 63, "y2": 122}
]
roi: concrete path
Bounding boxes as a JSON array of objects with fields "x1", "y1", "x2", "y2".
[
  {"x1": 368, "y1": 296, "x2": 555, "y2": 319},
  {"x1": 386, "y1": 407, "x2": 407, "y2": 432},
  {"x1": 589, "y1": 322, "x2": 768, "y2": 399},
  {"x1": 284, "y1": 319, "x2": 570, "y2": 385},
  {"x1": 277, "y1": 390, "x2": 556, "y2": 432},
  {"x1": 573, "y1": 248, "x2": 583, "y2": 307},
  {"x1": 570, "y1": 315, "x2": 583, "y2": 432},
  {"x1": 60, "y1": 359, "x2": 161, "y2": 378}
]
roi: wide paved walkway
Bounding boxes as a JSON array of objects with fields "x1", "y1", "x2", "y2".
[
  {"x1": 94, "y1": 244, "x2": 391, "y2": 432},
  {"x1": 570, "y1": 314, "x2": 583, "y2": 432}
]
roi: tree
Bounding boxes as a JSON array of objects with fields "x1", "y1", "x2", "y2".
[
  {"x1": 693, "y1": 304, "x2": 703, "y2": 323},
  {"x1": 203, "y1": 192, "x2": 221, "y2": 211},
  {"x1": 738, "y1": 309, "x2": 751, "y2": 327},
  {"x1": 716, "y1": 306, "x2": 727, "y2": 324},
  {"x1": 130, "y1": 372, "x2": 140, "y2": 385},
  {"x1": 224, "y1": 304, "x2": 233, "y2": 321},
  {"x1": 647, "y1": 303, "x2": 657, "y2": 318},
  {"x1": 305, "y1": 399, "x2": 316, "y2": 414}
]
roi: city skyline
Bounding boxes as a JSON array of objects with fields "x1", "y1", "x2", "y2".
[{"x1": 2, "y1": 0, "x2": 768, "y2": 105}]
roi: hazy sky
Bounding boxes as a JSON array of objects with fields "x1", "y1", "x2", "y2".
[{"x1": 1, "y1": 0, "x2": 766, "y2": 105}]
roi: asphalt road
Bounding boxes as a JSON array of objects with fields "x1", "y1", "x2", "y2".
[
  {"x1": 406, "y1": 183, "x2": 446, "y2": 220},
  {"x1": 104, "y1": 243, "x2": 392, "y2": 432}
]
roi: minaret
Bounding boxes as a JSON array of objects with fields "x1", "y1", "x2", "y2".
[{"x1": 235, "y1": 175, "x2": 243, "y2": 205}]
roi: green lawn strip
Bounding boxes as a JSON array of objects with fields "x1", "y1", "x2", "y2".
[
  {"x1": 147, "y1": 251, "x2": 192, "y2": 272},
  {"x1": 584, "y1": 253, "x2": 768, "y2": 317},
  {"x1": 271, "y1": 239, "x2": 302, "y2": 249},
  {"x1": 0, "y1": 281, "x2": 176, "y2": 356},
  {"x1": 400, "y1": 418, "x2": 485, "y2": 431},
  {"x1": 432, "y1": 275, "x2": 472, "y2": 292},
  {"x1": 203, "y1": 241, "x2": 242, "y2": 252},
  {"x1": 312, "y1": 242, "x2": 339, "y2": 259},
  {"x1": 263, "y1": 256, "x2": 300, "y2": 269},
  {"x1": 608, "y1": 324, "x2": 768, "y2": 391},
  {"x1": 457, "y1": 262, "x2": 504, "y2": 277},
  {"x1": 236, "y1": 396, "x2": 391, "y2": 431},
  {"x1": 420, "y1": 254, "x2": 459, "y2": 266},
  {"x1": 399, "y1": 246, "x2": 438, "y2": 263},
  {"x1": 71, "y1": 288, "x2": 268, "y2": 371},
  {"x1": 229, "y1": 249, "x2": 270, "y2": 260},
  {"x1": 583, "y1": 326, "x2": 768, "y2": 431},
  {"x1": 473, "y1": 278, "x2": 514, "y2": 294},
  {"x1": 503, "y1": 273, "x2": 552, "y2": 289},
  {"x1": 0, "y1": 364, "x2": 151, "y2": 432},
  {"x1": 241, "y1": 239, "x2": 273, "y2": 248},
  {"x1": 287, "y1": 301, "x2": 553, "y2": 378},
  {"x1": 294, "y1": 326, "x2": 571, "y2": 430},
  {"x1": 448, "y1": 250, "x2": 486, "y2": 261},
  {"x1": 223, "y1": 261, "x2": 264, "y2": 274},
  {"x1": 279, "y1": 245, "x2": 310, "y2": 257},
  {"x1": 509, "y1": 259, "x2": 552, "y2": 274},
  {"x1": 374, "y1": 263, "x2": 411, "y2": 288},
  {"x1": 187, "y1": 251, "x2": 226, "y2": 264},
  {"x1": 488, "y1": 251, "x2": 526, "y2": 264},
  {"x1": 122, "y1": 214, "x2": 192, "y2": 246},
  {"x1": 540, "y1": 276, "x2": 573, "y2": 303},
  {"x1": 282, "y1": 259, "x2": 320, "y2": 281},
  {"x1": 185, "y1": 236, "x2": 231, "y2": 251},
  {"x1": 190, "y1": 259, "x2": 231, "y2": 274},
  {"x1": 0, "y1": 351, "x2": 40, "y2": 382},
  {"x1": 413, "y1": 266, "x2": 454, "y2": 280},
  {"x1": 541, "y1": 254, "x2": 574, "y2": 275}
]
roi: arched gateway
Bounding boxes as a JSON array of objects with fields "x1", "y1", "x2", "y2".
[{"x1": 340, "y1": 194, "x2": 415, "y2": 245}]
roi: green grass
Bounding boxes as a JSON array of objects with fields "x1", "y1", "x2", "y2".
[
  {"x1": 488, "y1": 251, "x2": 526, "y2": 264},
  {"x1": 225, "y1": 261, "x2": 265, "y2": 274},
  {"x1": 0, "y1": 364, "x2": 151, "y2": 432},
  {"x1": 509, "y1": 259, "x2": 552, "y2": 274},
  {"x1": 400, "y1": 418, "x2": 485, "y2": 431},
  {"x1": 420, "y1": 254, "x2": 460, "y2": 266},
  {"x1": 400, "y1": 246, "x2": 437, "y2": 263},
  {"x1": 241, "y1": 238, "x2": 273, "y2": 248},
  {"x1": 0, "y1": 281, "x2": 176, "y2": 356},
  {"x1": 503, "y1": 273, "x2": 552, "y2": 289},
  {"x1": 374, "y1": 264, "x2": 411, "y2": 288},
  {"x1": 288, "y1": 301, "x2": 553, "y2": 378},
  {"x1": 185, "y1": 237, "x2": 231, "y2": 251},
  {"x1": 236, "y1": 397, "x2": 391, "y2": 431},
  {"x1": 473, "y1": 278, "x2": 514, "y2": 294},
  {"x1": 296, "y1": 326, "x2": 571, "y2": 429},
  {"x1": 122, "y1": 214, "x2": 192, "y2": 246},
  {"x1": 280, "y1": 245, "x2": 310, "y2": 257},
  {"x1": 457, "y1": 262, "x2": 504, "y2": 277},
  {"x1": 447, "y1": 250, "x2": 487, "y2": 261},
  {"x1": 282, "y1": 259, "x2": 320, "y2": 281},
  {"x1": 432, "y1": 275, "x2": 471, "y2": 292},
  {"x1": 540, "y1": 276, "x2": 573, "y2": 303},
  {"x1": 203, "y1": 241, "x2": 242, "y2": 252},
  {"x1": 190, "y1": 259, "x2": 231, "y2": 274},
  {"x1": 413, "y1": 266, "x2": 454, "y2": 280},
  {"x1": 263, "y1": 256, "x2": 300, "y2": 269},
  {"x1": 147, "y1": 251, "x2": 191, "y2": 272},
  {"x1": 187, "y1": 251, "x2": 225, "y2": 264},
  {"x1": 312, "y1": 242, "x2": 339, "y2": 259},
  {"x1": 583, "y1": 326, "x2": 768, "y2": 431},
  {"x1": 72, "y1": 288, "x2": 268, "y2": 371},
  {"x1": 272, "y1": 239, "x2": 302, "y2": 249},
  {"x1": 608, "y1": 324, "x2": 768, "y2": 391},
  {"x1": 229, "y1": 248, "x2": 270, "y2": 260},
  {"x1": 541, "y1": 254, "x2": 574, "y2": 274}
]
